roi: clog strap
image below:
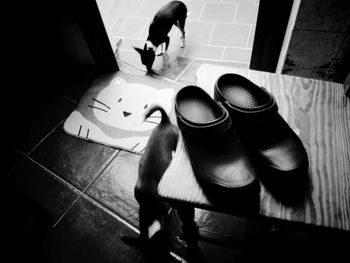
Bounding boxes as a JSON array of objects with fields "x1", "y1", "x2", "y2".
[
  {"x1": 176, "y1": 103, "x2": 232, "y2": 137},
  {"x1": 221, "y1": 95, "x2": 278, "y2": 122}
]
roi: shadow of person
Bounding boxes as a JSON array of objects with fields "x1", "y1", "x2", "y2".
[
  {"x1": 121, "y1": 231, "x2": 179, "y2": 263},
  {"x1": 198, "y1": 179, "x2": 261, "y2": 218},
  {"x1": 257, "y1": 166, "x2": 311, "y2": 206}
]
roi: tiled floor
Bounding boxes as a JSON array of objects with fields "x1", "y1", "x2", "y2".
[
  {"x1": 6, "y1": 44, "x2": 261, "y2": 260},
  {"x1": 97, "y1": 0, "x2": 259, "y2": 66},
  {"x1": 6, "y1": 1, "x2": 348, "y2": 262},
  {"x1": 6, "y1": 55, "x2": 348, "y2": 263}
]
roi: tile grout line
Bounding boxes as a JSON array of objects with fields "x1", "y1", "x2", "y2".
[
  {"x1": 120, "y1": 50, "x2": 249, "y2": 68},
  {"x1": 27, "y1": 118, "x2": 67, "y2": 156},
  {"x1": 119, "y1": 49, "x2": 248, "y2": 69},
  {"x1": 27, "y1": 136, "x2": 183, "y2": 259},
  {"x1": 181, "y1": 46, "x2": 248, "y2": 63},
  {"x1": 109, "y1": 15, "x2": 120, "y2": 35},
  {"x1": 83, "y1": 193, "x2": 140, "y2": 234},
  {"x1": 138, "y1": 18, "x2": 150, "y2": 40},
  {"x1": 182, "y1": 45, "x2": 188, "y2": 57},
  {"x1": 188, "y1": 20, "x2": 218, "y2": 25},
  {"x1": 80, "y1": 149, "x2": 121, "y2": 195},
  {"x1": 197, "y1": 1, "x2": 206, "y2": 22},
  {"x1": 245, "y1": 24, "x2": 253, "y2": 48},
  {"x1": 24, "y1": 155, "x2": 85, "y2": 228},
  {"x1": 109, "y1": 15, "x2": 120, "y2": 33},
  {"x1": 182, "y1": 55, "x2": 250, "y2": 65},
  {"x1": 220, "y1": 47, "x2": 226, "y2": 61},
  {"x1": 52, "y1": 149, "x2": 121, "y2": 228},
  {"x1": 185, "y1": 43, "x2": 252, "y2": 49},
  {"x1": 23, "y1": 114, "x2": 121, "y2": 228},
  {"x1": 232, "y1": 3, "x2": 239, "y2": 24},
  {"x1": 207, "y1": 21, "x2": 257, "y2": 26},
  {"x1": 27, "y1": 92, "x2": 78, "y2": 155},
  {"x1": 117, "y1": 56, "x2": 182, "y2": 85},
  {"x1": 134, "y1": 0, "x2": 145, "y2": 16},
  {"x1": 111, "y1": 16, "x2": 258, "y2": 26},
  {"x1": 26, "y1": 150, "x2": 145, "y2": 235},
  {"x1": 59, "y1": 93, "x2": 78, "y2": 105},
  {"x1": 102, "y1": 0, "x2": 115, "y2": 16},
  {"x1": 26, "y1": 156, "x2": 82, "y2": 195},
  {"x1": 174, "y1": 59, "x2": 194, "y2": 83},
  {"x1": 53, "y1": 196, "x2": 81, "y2": 228},
  {"x1": 206, "y1": 23, "x2": 216, "y2": 46},
  {"x1": 80, "y1": 194, "x2": 186, "y2": 263}
]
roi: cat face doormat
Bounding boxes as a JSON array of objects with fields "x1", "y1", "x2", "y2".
[{"x1": 63, "y1": 72, "x2": 181, "y2": 154}]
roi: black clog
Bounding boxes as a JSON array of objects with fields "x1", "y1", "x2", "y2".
[
  {"x1": 214, "y1": 73, "x2": 309, "y2": 200},
  {"x1": 175, "y1": 85, "x2": 258, "y2": 199}
]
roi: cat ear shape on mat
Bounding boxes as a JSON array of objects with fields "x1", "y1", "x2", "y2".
[{"x1": 113, "y1": 77, "x2": 127, "y2": 86}]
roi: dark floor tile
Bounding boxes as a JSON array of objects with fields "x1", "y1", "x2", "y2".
[
  {"x1": 7, "y1": 157, "x2": 79, "y2": 222},
  {"x1": 86, "y1": 150, "x2": 189, "y2": 259},
  {"x1": 196, "y1": 210, "x2": 246, "y2": 246},
  {"x1": 44, "y1": 196, "x2": 142, "y2": 263},
  {"x1": 196, "y1": 240, "x2": 248, "y2": 263},
  {"x1": 10, "y1": 93, "x2": 76, "y2": 154},
  {"x1": 30, "y1": 126, "x2": 118, "y2": 191},
  {"x1": 243, "y1": 218, "x2": 271, "y2": 242},
  {"x1": 5, "y1": 147, "x2": 25, "y2": 175},
  {"x1": 56, "y1": 67, "x2": 98, "y2": 103},
  {"x1": 4, "y1": 181, "x2": 53, "y2": 263},
  {"x1": 86, "y1": 150, "x2": 141, "y2": 228}
]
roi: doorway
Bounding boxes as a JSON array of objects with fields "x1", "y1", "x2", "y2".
[{"x1": 96, "y1": 0, "x2": 260, "y2": 69}]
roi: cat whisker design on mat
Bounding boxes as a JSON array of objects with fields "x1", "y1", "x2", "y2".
[
  {"x1": 63, "y1": 76, "x2": 175, "y2": 153},
  {"x1": 89, "y1": 98, "x2": 111, "y2": 112},
  {"x1": 90, "y1": 78, "x2": 173, "y2": 131},
  {"x1": 90, "y1": 96, "x2": 161, "y2": 125},
  {"x1": 144, "y1": 115, "x2": 162, "y2": 125},
  {"x1": 88, "y1": 105, "x2": 109, "y2": 113},
  {"x1": 87, "y1": 105, "x2": 108, "y2": 113},
  {"x1": 144, "y1": 119, "x2": 160, "y2": 125},
  {"x1": 146, "y1": 116, "x2": 162, "y2": 119}
]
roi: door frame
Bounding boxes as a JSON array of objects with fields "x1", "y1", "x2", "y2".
[
  {"x1": 74, "y1": 0, "x2": 119, "y2": 72},
  {"x1": 250, "y1": 0, "x2": 294, "y2": 73},
  {"x1": 81, "y1": 0, "x2": 294, "y2": 74}
]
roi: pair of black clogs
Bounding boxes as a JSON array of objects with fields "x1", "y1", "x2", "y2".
[{"x1": 175, "y1": 74, "x2": 309, "y2": 207}]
